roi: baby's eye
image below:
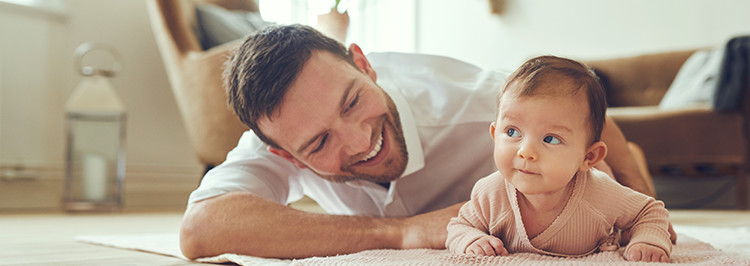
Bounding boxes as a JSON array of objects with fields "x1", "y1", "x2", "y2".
[
  {"x1": 506, "y1": 128, "x2": 520, "y2": 138},
  {"x1": 543, "y1": 136, "x2": 561, "y2": 144}
]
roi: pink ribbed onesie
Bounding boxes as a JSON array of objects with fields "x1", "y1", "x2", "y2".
[{"x1": 446, "y1": 169, "x2": 672, "y2": 257}]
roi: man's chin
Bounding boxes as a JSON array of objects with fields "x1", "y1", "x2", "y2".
[
  {"x1": 315, "y1": 165, "x2": 405, "y2": 184},
  {"x1": 321, "y1": 172, "x2": 401, "y2": 184},
  {"x1": 303, "y1": 155, "x2": 406, "y2": 184}
]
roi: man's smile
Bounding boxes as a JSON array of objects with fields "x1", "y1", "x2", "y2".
[
  {"x1": 361, "y1": 130, "x2": 383, "y2": 162},
  {"x1": 355, "y1": 125, "x2": 388, "y2": 167}
]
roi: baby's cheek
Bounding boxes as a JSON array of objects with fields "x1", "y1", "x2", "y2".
[
  {"x1": 496, "y1": 153, "x2": 517, "y2": 179},
  {"x1": 493, "y1": 147, "x2": 510, "y2": 169}
]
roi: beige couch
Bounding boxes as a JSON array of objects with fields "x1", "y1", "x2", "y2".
[{"x1": 147, "y1": 0, "x2": 746, "y2": 209}]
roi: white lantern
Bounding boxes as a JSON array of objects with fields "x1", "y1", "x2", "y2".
[{"x1": 63, "y1": 43, "x2": 126, "y2": 212}]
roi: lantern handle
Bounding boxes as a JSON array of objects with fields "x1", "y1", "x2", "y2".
[{"x1": 74, "y1": 42, "x2": 122, "y2": 77}]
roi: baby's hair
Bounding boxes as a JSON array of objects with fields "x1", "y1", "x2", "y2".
[{"x1": 498, "y1": 56, "x2": 607, "y2": 143}]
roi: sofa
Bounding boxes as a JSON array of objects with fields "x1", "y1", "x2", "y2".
[
  {"x1": 147, "y1": 0, "x2": 747, "y2": 209},
  {"x1": 587, "y1": 51, "x2": 747, "y2": 209}
]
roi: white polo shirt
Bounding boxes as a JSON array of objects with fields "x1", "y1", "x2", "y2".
[{"x1": 188, "y1": 52, "x2": 508, "y2": 217}]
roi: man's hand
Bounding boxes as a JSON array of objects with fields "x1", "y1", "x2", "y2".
[
  {"x1": 601, "y1": 117, "x2": 656, "y2": 197},
  {"x1": 400, "y1": 202, "x2": 464, "y2": 249},
  {"x1": 624, "y1": 243, "x2": 669, "y2": 262},
  {"x1": 466, "y1": 235, "x2": 509, "y2": 256}
]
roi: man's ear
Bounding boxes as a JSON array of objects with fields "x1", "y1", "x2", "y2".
[
  {"x1": 348, "y1": 43, "x2": 377, "y2": 82},
  {"x1": 489, "y1": 122, "x2": 497, "y2": 141},
  {"x1": 268, "y1": 146, "x2": 307, "y2": 169},
  {"x1": 580, "y1": 141, "x2": 608, "y2": 172}
]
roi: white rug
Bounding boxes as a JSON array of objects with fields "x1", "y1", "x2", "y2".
[{"x1": 76, "y1": 226, "x2": 750, "y2": 265}]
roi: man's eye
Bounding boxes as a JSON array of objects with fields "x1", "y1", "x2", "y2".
[
  {"x1": 506, "y1": 128, "x2": 520, "y2": 138},
  {"x1": 346, "y1": 95, "x2": 359, "y2": 112},
  {"x1": 543, "y1": 136, "x2": 561, "y2": 144},
  {"x1": 312, "y1": 134, "x2": 328, "y2": 153}
]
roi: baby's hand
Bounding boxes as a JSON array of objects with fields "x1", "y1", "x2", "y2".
[
  {"x1": 624, "y1": 243, "x2": 669, "y2": 262},
  {"x1": 466, "y1": 235, "x2": 509, "y2": 256}
]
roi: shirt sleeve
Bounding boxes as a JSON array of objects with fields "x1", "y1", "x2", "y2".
[{"x1": 187, "y1": 131, "x2": 302, "y2": 206}]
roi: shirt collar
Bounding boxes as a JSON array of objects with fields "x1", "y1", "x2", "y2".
[{"x1": 378, "y1": 79, "x2": 425, "y2": 177}]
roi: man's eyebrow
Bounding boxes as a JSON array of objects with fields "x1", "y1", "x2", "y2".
[{"x1": 296, "y1": 79, "x2": 357, "y2": 154}]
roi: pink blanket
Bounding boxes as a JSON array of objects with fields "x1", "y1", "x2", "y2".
[
  {"x1": 77, "y1": 231, "x2": 749, "y2": 265},
  {"x1": 291, "y1": 234, "x2": 748, "y2": 265}
]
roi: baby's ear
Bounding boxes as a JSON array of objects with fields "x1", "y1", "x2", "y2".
[
  {"x1": 489, "y1": 122, "x2": 497, "y2": 141},
  {"x1": 580, "y1": 141, "x2": 608, "y2": 172}
]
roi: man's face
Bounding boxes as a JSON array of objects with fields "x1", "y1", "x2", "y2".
[{"x1": 259, "y1": 50, "x2": 408, "y2": 183}]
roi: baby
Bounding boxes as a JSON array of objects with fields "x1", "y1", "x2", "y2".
[{"x1": 445, "y1": 56, "x2": 672, "y2": 262}]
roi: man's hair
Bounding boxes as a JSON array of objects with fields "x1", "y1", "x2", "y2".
[
  {"x1": 223, "y1": 24, "x2": 357, "y2": 149},
  {"x1": 498, "y1": 55, "x2": 607, "y2": 143}
]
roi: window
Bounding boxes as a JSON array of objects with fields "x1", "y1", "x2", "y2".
[{"x1": 259, "y1": 0, "x2": 418, "y2": 53}]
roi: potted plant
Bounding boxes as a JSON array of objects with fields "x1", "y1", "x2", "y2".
[{"x1": 317, "y1": 0, "x2": 349, "y2": 43}]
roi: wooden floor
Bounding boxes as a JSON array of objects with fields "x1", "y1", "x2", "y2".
[
  {"x1": 0, "y1": 212, "x2": 200, "y2": 266},
  {"x1": 1, "y1": 209, "x2": 749, "y2": 265}
]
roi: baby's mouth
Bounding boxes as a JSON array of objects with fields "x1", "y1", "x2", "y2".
[{"x1": 517, "y1": 169, "x2": 538, "y2": 175}]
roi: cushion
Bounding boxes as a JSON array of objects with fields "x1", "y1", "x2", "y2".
[
  {"x1": 194, "y1": 3, "x2": 271, "y2": 50},
  {"x1": 714, "y1": 35, "x2": 750, "y2": 112},
  {"x1": 658, "y1": 47, "x2": 724, "y2": 110}
]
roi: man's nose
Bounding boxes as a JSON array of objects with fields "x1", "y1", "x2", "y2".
[
  {"x1": 517, "y1": 140, "x2": 537, "y2": 161},
  {"x1": 338, "y1": 120, "x2": 372, "y2": 156}
]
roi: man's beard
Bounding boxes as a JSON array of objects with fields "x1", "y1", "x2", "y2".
[{"x1": 314, "y1": 94, "x2": 408, "y2": 184}]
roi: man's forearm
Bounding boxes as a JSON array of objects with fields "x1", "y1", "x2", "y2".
[
  {"x1": 601, "y1": 116, "x2": 655, "y2": 197},
  {"x1": 180, "y1": 192, "x2": 399, "y2": 259},
  {"x1": 180, "y1": 192, "x2": 460, "y2": 259}
]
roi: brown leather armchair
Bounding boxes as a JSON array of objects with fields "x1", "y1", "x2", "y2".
[
  {"x1": 587, "y1": 51, "x2": 748, "y2": 209},
  {"x1": 146, "y1": 0, "x2": 252, "y2": 170}
]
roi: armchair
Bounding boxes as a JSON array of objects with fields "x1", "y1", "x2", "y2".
[{"x1": 146, "y1": 0, "x2": 253, "y2": 170}]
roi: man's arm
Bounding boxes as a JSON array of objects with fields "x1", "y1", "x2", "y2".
[
  {"x1": 180, "y1": 191, "x2": 462, "y2": 259},
  {"x1": 600, "y1": 116, "x2": 655, "y2": 197}
]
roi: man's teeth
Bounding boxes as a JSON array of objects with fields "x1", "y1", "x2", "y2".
[{"x1": 361, "y1": 132, "x2": 383, "y2": 162}]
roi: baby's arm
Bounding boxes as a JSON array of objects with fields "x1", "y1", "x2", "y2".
[
  {"x1": 619, "y1": 198, "x2": 672, "y2": 262},
  {"x1": 625, "y1": 243, "x2": 669, "y2": 262},
  {"x1": 445, "y1": 196, "x2": 495, "y2": 254},
  {"x1": 446, "y1": 174, "x2": 509, "y2": 255}
]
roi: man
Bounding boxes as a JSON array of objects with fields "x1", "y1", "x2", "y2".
[{"x1": 180, "y1": 24, "x2": 654, "y2": 259}]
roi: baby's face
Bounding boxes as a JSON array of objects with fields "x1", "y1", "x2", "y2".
[{"x1": 491, "y1": 88, "x2": 593, "y2": 196}]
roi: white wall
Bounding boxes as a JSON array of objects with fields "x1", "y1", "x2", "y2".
[
  {"x1": 0, "y1": 3, "x2": 67, "y2": 169},
  {"x1": 415, "y1": 0, "x2": 750, "y2": 71},
  {"x1": 0, "y1": 1, "x2": 70, "y2": 210},
  {"x1": 0, "y1": 0, "x2": 201, "y2": 211}
]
